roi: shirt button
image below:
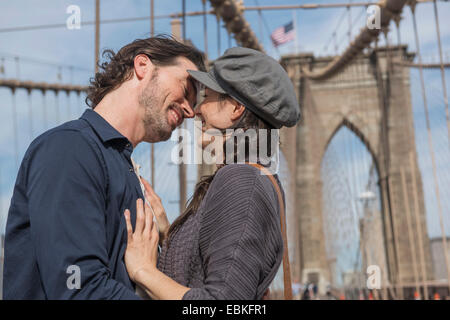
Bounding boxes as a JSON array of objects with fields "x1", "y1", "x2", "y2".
[
  {"x1": 129, "y1": 168, "x2": 134, "y2": 172},
  {"x1": 126, "y1": 143, "x2": 131, "y2": 148}
]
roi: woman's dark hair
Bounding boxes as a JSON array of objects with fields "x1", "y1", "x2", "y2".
[
  {"x1": 86, "y1": 35, "x2": 206, "y2": 108},
  {"x1": 167, "y1": 94, "x2": 276, "y2": 240}
]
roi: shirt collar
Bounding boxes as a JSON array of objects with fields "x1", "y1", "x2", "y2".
[{"x1": 80, "y1": 109, "x2": 130, "y2": 144}]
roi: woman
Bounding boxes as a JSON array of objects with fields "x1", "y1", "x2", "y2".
[{"x1": 123, "y1": 47, "x2": 300, "y2": 300}]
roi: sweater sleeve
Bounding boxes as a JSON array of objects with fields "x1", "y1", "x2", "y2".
[{"x1": 182, "y1": 164, "x2": 283, "y2": 300}]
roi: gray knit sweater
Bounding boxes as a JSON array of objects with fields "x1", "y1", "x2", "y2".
[{"x1": 157, "y1": 164, "x2": 284, "y2": 300}]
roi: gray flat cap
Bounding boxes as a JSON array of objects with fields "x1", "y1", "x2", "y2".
[{"x1": 188, "y1": 47, "x2": 300, "y2": 128}]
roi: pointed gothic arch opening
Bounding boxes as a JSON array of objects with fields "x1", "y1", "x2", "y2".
[{"x1": 319, "y1": 119, "x2": 388, "y2": 298}]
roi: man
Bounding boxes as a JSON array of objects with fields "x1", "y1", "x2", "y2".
[{"x1": 3, "y1": 36, "x2": 205, "y2": 299}]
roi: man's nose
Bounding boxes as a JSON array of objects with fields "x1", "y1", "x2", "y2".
[{"x1": 181, "y1": 103, "x2": 195, "y2": 119}]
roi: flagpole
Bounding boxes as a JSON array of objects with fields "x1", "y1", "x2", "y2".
[{"x1": 293, "y1": 9, "x2": 299, "y2": 54}]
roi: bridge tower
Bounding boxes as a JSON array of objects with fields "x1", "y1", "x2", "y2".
[{"x1": 280, "y1": 45, "x2": 434, "y2": 294}]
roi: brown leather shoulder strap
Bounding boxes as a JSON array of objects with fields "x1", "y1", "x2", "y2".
[{"x1": 247, "y1": 163, "x2": 292, "y2": 300}]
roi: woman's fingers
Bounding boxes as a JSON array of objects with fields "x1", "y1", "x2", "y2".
[
  {"x1": 140, "y1": 176, "x2": 155, "y2": 196},
  {"x1": 135, "y1": 198, "x2": 145, "y2": 235},
  {"x1": 141, "y1": 176, "x2": 162, "y2": 204},
  {"x1": 151, "y1": 213, "x2": 159, "y2": 245},
  {"x1": 140, "y1": 176, "x2": 166, "y2": 219},
  {"x1": 143, "y1": 203, "x2": 153, "y2": 236},
  {"x1": 124, "y1": 209, "x2": 133, "y2": 242}
]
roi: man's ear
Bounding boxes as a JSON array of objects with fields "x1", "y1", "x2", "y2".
[
  {"x1": 230, "y1": 103, "x2": 245, "y2": 121},
  {"x1": 133, "y1": 54, "x2": 154, "y2": 80}
]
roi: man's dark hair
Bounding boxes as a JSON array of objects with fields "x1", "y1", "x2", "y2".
[{"x1": 86, "y1": 35, "x2": 206, "y2": 108}]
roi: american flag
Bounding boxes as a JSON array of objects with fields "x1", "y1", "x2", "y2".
[{"x1": 271, "y1": 21, "x2": 295, "y2": 47}]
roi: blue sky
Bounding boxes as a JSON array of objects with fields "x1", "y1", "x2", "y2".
[{"x1": 0, "y1": 0, "x2": 449, "y2": 246}]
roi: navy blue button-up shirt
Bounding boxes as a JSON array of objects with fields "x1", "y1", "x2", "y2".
[{"x1": 3, "y1": 109, "x2": 144, "y2": 299}]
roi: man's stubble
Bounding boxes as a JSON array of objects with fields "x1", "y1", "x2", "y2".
[{"x1": 138, "y1": 71, "x2": 173, "y2": 143}]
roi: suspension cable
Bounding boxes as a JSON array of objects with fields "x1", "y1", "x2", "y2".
[
  {"x1": 431, "y1": 0, "x2": 450, "y2": 149},
  {"x1": 27, "y1": 90, "x2": 33, "y2": 140},
  {"x1": 202, "y1": 0, "x2": 208, "y2": 60},
  {"x1": 11, "y1": 89, "x2": 19, "y2": 171},
  {"x1": 66, "y1": 91, "x2": 71, "y2": 121},
  {"x1": 55, "y1": 91, "x2": 60, "y2": 124},
  {"x1": 253, "y1": 0, "x2": 280, "y2": 56},
  {"x1": 42, "y1": 90, "x2": 48, "y2": 130},
  {"x1": 409, "y1": 151, "x2": 429, "y2": 299},
  {"x1": 216, "y1": 15, "x2": 221, "y2": 56},
  {"x1": 400, "y1": 166, "x2": 421, "y2": 297}
]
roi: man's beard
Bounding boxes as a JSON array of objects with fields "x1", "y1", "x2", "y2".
[{"x1": 138, "y1": 74, "x2": 172, "y2": 142}]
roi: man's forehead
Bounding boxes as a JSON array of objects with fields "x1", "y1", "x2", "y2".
[{"x1": 174, "y1": 56, "x2": 198, "y2": 71}]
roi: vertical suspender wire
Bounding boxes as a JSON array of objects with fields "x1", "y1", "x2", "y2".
[
  {"x1": 333, "y1": 32, "x2": 338, "y2": 55},
  {"x1": 69, "y1": 66, "x2": 74, "y2": 84},
  {"x1": 217, "y1": 15, "x2": 221, "y2": 57},
  {"x1": 27, "y1": 90, "x2": 33, "y2": 141},
  {"x1": 257, "y1": 6, "x2": 263, "y2": 52},
  {"x1": 347, "y1": 1, "x2": 352, "y2": 44},
  {"x1": 77, "y1": 91, "x2": 82, "y2": 116},
  {"x1": 387, "y1": 176, "x2": 404, "y2": 299},
  {"x1": 410, "y1": 4, "x2": 450, "y2": 289},
  {"x1": 431, "y1": 0, "x2": 450, "y2": 150},
  {"x1": 15, "y1": 57, "x2": 20, "y2": 79},
  {"x1": 182, "y1": 0, "x2": 186, "y2": 43},
  {"x1": 150, "y1": 0, "x2": 154, "y2": 37},
  {"x1": 202, "y1": 0, "x2": 208, "y2": 60},
  {"x1": 151, "y1": 0, "x2": 155, "y2": 188},
  {"x1": 0, "y1": 57, "x2": 5, "y2": 76},
  {"x1": 55, "y1": 91, "x2": 60, "y2": 125},
  {"x1": 0, "y1": 163, "x2": 2, "y2": 233},
  {"x1": 409, "y1": 151, "x2": 429, "y2": 299},
  {"x1": 349, "y1": 123, "x2": 363, "y2": 289},
  {"x1": 395, "y1": 22, "x2": 401, "y2": 47},
  {"x1": 344, "y1": 126, "x2": 363, "y2": 298},
  {"x1": 66, "y1": 91, "x2": 72, "y2": 121},
  {"x1": 179, "y1": 0, "x2": 187, "y2": 212},
  {"x1": 293, "y1": 9, "x2": 299, "y2": 55},
  {"x1": 11, "y1": 89, "x2": 19, "y2": 172},
  {"x1": 400, "y1": 166, "x2": 421, "y2": 297},
  {"x1": 42, "y1": 90, "x2": 48, "y2": 130},
  {"x1": 95, "y1": 0, "x2": 100, "y2": 74},
  {"x1": 380, "y1": 182, "x2": 397, "y2": 299}
]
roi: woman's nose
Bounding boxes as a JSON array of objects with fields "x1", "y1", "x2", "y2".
[{"x1": 194, "y1": 104, "x2": 202, "y2": 117}]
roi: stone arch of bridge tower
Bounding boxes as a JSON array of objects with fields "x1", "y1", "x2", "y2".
[{"x1": 319, "y1": 116, "x2": 381, "y2": 182}]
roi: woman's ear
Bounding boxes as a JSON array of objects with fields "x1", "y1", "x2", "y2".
[{"x1": 230, "y1": 103, "x2": 245, "y2": 121}]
